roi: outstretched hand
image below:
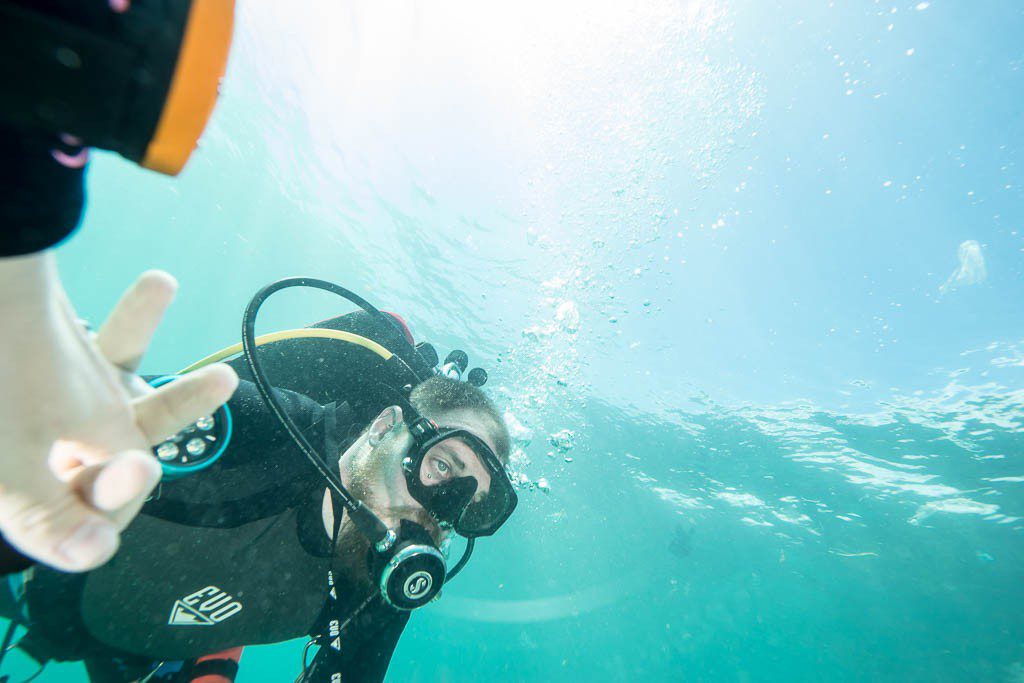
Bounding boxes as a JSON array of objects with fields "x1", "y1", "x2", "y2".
[{"x1": 0, "y1": 260, "x2": 238, "y2": 572}]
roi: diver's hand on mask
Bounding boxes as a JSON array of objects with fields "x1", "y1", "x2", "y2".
[{"x1": 0, "y1": 263, "x2": 238, "y2": 573}]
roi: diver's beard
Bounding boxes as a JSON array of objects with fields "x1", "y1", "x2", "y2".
[
  {"x1": 334, "y1": 458, "x2": 376, "y2": 593},
  {"x1": 351, "y1": 434, "x2": 442, "y2": 534},
  {"x1": 334, "y1": 436, "x2": 440, "y2": 593},
  {"x1": 335, "y1": 513, "x2": 373, "y2": 594}
]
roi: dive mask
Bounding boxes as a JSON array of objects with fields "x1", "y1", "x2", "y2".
[{"x1": 401, "y1": 409, "x2": 518, "y2": 539}]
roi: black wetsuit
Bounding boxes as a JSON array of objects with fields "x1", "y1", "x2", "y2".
[
  {"x1": 0, "y1": 125, "x2": 86, "y2": 256},
  {"x1": 3, "y1": 379, "x2": 412, "y2": 683}
]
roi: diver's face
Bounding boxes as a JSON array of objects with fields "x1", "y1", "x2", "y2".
[
  {"x1": 344, "y1": 422, "x2": 438, "y2": 536},
  {"x1": 417, "y1": 409, "x2": 498, "y2": 501},
  {"x1": 376, "y1": 405, "x2": 503, "y2": 532},
  {"x1": 341, "y1": 406, "x2": 503, "y2": 539}
]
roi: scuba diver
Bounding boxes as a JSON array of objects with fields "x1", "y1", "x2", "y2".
[
  {"x1": 0, "y1": 5, "x2": 521, "y2": 680},
  {"x1": 0, "y1": 278, "x2": 519, "y2": 682}
]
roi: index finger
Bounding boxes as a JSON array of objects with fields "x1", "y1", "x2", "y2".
[{"x1": 96, "y1": 271, "x2": 177, "y2": 372}]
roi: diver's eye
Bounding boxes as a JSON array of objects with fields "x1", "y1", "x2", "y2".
[{"x1": 430, "y1": 457, "x2": 453, "y2": 481}]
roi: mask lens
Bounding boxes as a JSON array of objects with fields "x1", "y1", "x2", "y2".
[
  {"x1": 457, "y1": 477, "x2": 516, "y2": 536},
  {"x1": 420, "y1": 436, "x2": 491, "y2": 491}
]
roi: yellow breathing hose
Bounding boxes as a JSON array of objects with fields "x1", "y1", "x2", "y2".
[{"x1": 177, "y1": 328, "x2": 394, "y2": 374}]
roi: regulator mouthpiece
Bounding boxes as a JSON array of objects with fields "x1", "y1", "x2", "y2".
[{"x1": 378, "y1": 521, "x2": 446, "y2": 610}]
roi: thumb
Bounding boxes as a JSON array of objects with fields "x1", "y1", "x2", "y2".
[{"x1": 133, "y1": 363, "x2": 238, "y2": 445}]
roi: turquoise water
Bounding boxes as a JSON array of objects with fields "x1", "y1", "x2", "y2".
[{"x1": 8, "y1": 1, "x2": 1024, "y2": 681}]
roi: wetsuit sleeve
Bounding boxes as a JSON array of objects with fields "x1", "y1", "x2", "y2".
[
  {"x1": 142, "y1": 375, "x2": 329, "y2": 473},
  {"x1": 0, "y1": 532, "x2": 32, "y2": 576},
  {"x1": 0, "y1": 126, "x2": 86, "y2": 256},
  {"x1": 221, "y1": 378, "x2": 327, "y2": 469},
  {"x1": 304, "y1": 612, "x2": 411, "y2": 683}
]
